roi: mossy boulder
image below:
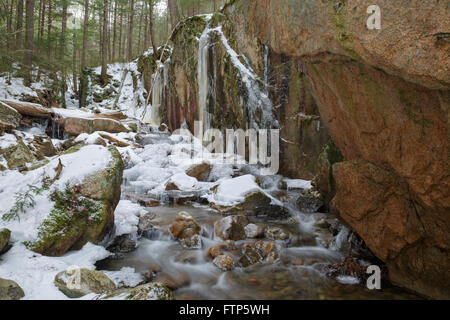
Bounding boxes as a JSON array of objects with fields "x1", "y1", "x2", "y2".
[
  {"x1": 1, "y1": 136, "x2": 36, "y2": 169},
  {"x1": 27, "y1": 146, "x2": 124, "y2": 256},
  {"x1": 0, "y1": 228, "x2": 11, "y2": 253},
  {"x1": 0, "y1": 101, "x2": 21, "y2": 134},
  {"x1": 54, "y1": 268, "x2": 116, "y2": 298},
  {"x1": 102, "y1": 282, "x2": 174, "y2": 300},
  {"x1": 0, "y1": 278, "x2": 25, "y2": 300}
]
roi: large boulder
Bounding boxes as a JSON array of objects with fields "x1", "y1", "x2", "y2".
[
  {"x1": 0, "y1": 228, "x2": 11, "y2": 254},
  {"x1": 0, "y1": 101, "x2": 21, "y2": 134},
  {"x1": 0, "y1": 135, "x2": 36, "y2": 169},
  {"x1": 54, "y1": 268, "x2": 116, "y2": 298},
  {"x1": 102, "y1": 282, "x2": 174, "y2": 300},
  {"x1": 225, "y1": 0, "x2": 450, "y2": 299},
  {"x1": 0, "y1": 278, "x2": 25, "y2": 300},
  {"x1": 28, "y1": 146, "x2": 124, "y2": 256},
  {"x1": 227, "y1": 0, "x2": 449, "y2": 90},
  {"x1": 332, "y1": 160, "x2": 450, "y2": 299},
  {"x1": 61, "y1": 117, "x2": 129, "y2": 136}
]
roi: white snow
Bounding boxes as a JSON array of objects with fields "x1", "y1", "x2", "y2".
[
  {"x1": 103, "y1": 267, "x2": 144, "y2": 289},
  {"x1": 207, "y1": 174, "x2": 260, "y2": 206},
  {"x1": 114, "y1": 200, "x2": 145, "y2": 237},
  {"x1": 0, "y1": 243, "x2": 110, "y2": 300}
]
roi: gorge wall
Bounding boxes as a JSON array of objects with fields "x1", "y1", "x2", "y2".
[{"x1": 138, "y1": 0, "x2": 450, "y2": 298}]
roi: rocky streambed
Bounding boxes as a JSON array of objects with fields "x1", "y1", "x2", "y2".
[{"x1": 94, "y1": 132, "x2": 420, "y2": 300}]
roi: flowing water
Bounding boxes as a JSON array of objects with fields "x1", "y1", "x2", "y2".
[{"x1": 96, "y1": 134, "x2": 420, "y2": 300}]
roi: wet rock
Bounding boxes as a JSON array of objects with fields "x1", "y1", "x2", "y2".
[
  {"x1": 170, "y1": 211, "x2": 201, "y2": 239},
  {"x1": 311, "y1": 141, "x2": 343, "y2": 210},
  {"x1": 265, "y1": 227, "x2": 289, "y2": 241},
  {"x1": 0, "y1": 101, "x2": 21, "y2": 134},
  {"x1": 186, "y1": 162, "x2": 211, "y2": 181},
  {"x1": 207, "y1": 245, "x2": 224, "y2": 259},
  {"x1": 0, "y1": 278, "x2": 25, "y2": 300},
  {"x1": 214, "y1": 216, "x2": 249, "y2": 241},
  {"x1": 213, "y1": 254, "x2": 235, "y2": 271},
  {"x1": 238, "y1": 244, "x2": 263, "y2": 267},
  {"x1": 102, "y1": 282, "x2": 174, "y2": 300},
  {"x1": 179, "y1": 234, "x2": 202, "y2": 249},
  {"x1": 54, "y1": 268, "x2": 116, "y2": 298},
  {"x1": 154, "y1": 271, "x2": 190, "y2": 290},
  {"x1": 170, "y1": 212, "x2": 202, "y2": 248},
  {"x1": 296, "y1": 189, "x2": 324, "y2": 213},
  {"x1": 313, "y1": 218, "x2": 331, "y2": 230},
  {"x1": 165, "y1": 182, "x2": 180, "y2": 191},
  {"x1": 255, "y1": 240, "x2": 279, "y2": 263},
  {"x1": 0, "y1": 228, "x2": 11, "y2": 254},
  {"x1": 107, "y1": 235, "x2": 137, "y2": 253},
  {"x1": 244, "y1": 223, "x2": 265, "y2": 239}
]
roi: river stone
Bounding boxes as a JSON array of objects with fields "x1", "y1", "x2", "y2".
[
  {"x1": 244, "y1": 223, "x2": 265, "y2": 238},
  {"x1": 154, "y1": 271, "x2": 190, "y2": 290},
  {"x1": 170, "y1": 211, "x2": 201, "y2": 239},
  {"x1": 0, "y1": 228, "x2": 11, "y2": 254},
  {"x1": 265, "y1": 227, "x2": 289, "y2": 240},
  {"x1": 207, "y1": 245, "x2": 224, "y2": 259},
  {"x1": 102, "y1": 282, "x2": 174, "y2": 300},
  {"x1": 179, "y1": 234, "x2": 202, "y2": 249},
  {"x1": 238, "y1": 244, "x2": 263, "y2": 267},
  {"x1": 0, "y1": 278, "x2": 25, "y2": 300},
  {"x1": 186, "y1": 162, "x2": 211, "y2": 181},
  {"x1": 54, "y1": 268, "x2": 116, "y2": 298},
  {"x1": 0, "y1": 101, "x2": 21, "y2": 134},
  {"x1": 296, "y1": 189, "x2": 324, "y2": 213},
  {"x1": 214, "y1": 216, "x2": 249, "y2": 241},
  {"x1": 213, "y1": 254, "x2": 235, "y2": 271}
]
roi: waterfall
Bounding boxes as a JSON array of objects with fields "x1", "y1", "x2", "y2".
[
  {"x1": 143, "y1": 61, "x2": 168, "y2": 127},
  {"x1": 214, "y1": 26, "x2": 277, "y2": 130},
  {"x1": 197, "y1": 26, "x2": 214, "y2": 133},
  {"x1": 263, "y1": 45, "x2": 269, "y2": 85}
]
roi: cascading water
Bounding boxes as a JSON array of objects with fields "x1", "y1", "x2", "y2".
[
  {"x1": 197, "y1": 26, "x2": 215, "y2": 133},
  {"x1": 215, "y1": 26, "x2": 277, "y2": 130},
  {"x1": 143, "y1": 61, "x2": 168, "y2": 127}
]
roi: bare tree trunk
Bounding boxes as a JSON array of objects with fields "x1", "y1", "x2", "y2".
[
  {"x1": 47, "y1": 0, "x2": 52, "y2": 57},
  {"x1": 112, "y1": 0, "x2": 117, "y2": 61},
  {"x1": 80, "y1": 0, "x2": 88, "y2": 71},
  {"x1": 23, "y1": 0, "x2": 35, "y2": 86},
  {"x1": 149, "y1": 0, "x2": 157, "y2": 56},
  {"x1": 79, "y1": 0, "x2": 89, "y2": 107},
  {"x1": 15, "y1": 0, "x2": 24, "y2": 51},
  {"x1": 167, "y1": 0, "x2": 179, "y2": 31},
  {"x1": 101, "y1": 0, "x2": 109, "y2": 84},
  {"x1": 137, "y1": 2, "x2": 144, "y2": 53},
  {"x1": 118, "y1": 2, "x2": 123, "y2": 60},
  {"x1": 126, "y1": 0, "x2": 134, "y2": 60},
  {"x1": 72, "y1": 32, "x2": 78, "y2": 95},
  {"x1": 60, "y1": 0, "x2": 67, "y2": 107}
]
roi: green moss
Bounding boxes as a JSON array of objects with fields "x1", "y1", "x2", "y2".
[
  {"x1": 25, "y1": 183, "x2": 105, "y2": 256},
  {"x1": 61, "y1": 143, "x2": 85, "y2": 155}
]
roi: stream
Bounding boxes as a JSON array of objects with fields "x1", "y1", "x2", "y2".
[{"x1": 96, "y1": 131, "x2": 420, "y2": 300}]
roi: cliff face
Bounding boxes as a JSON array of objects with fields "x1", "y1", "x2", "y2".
[
  {"x1": 139, "y1": 13, "x2": 330, "y2": 179},
  {"x1": 226, "y1": 0, "x2": 449, "y2": 298},
  {"x1": 138, "y1": 0, "x2": 449, "y2": 298}
]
